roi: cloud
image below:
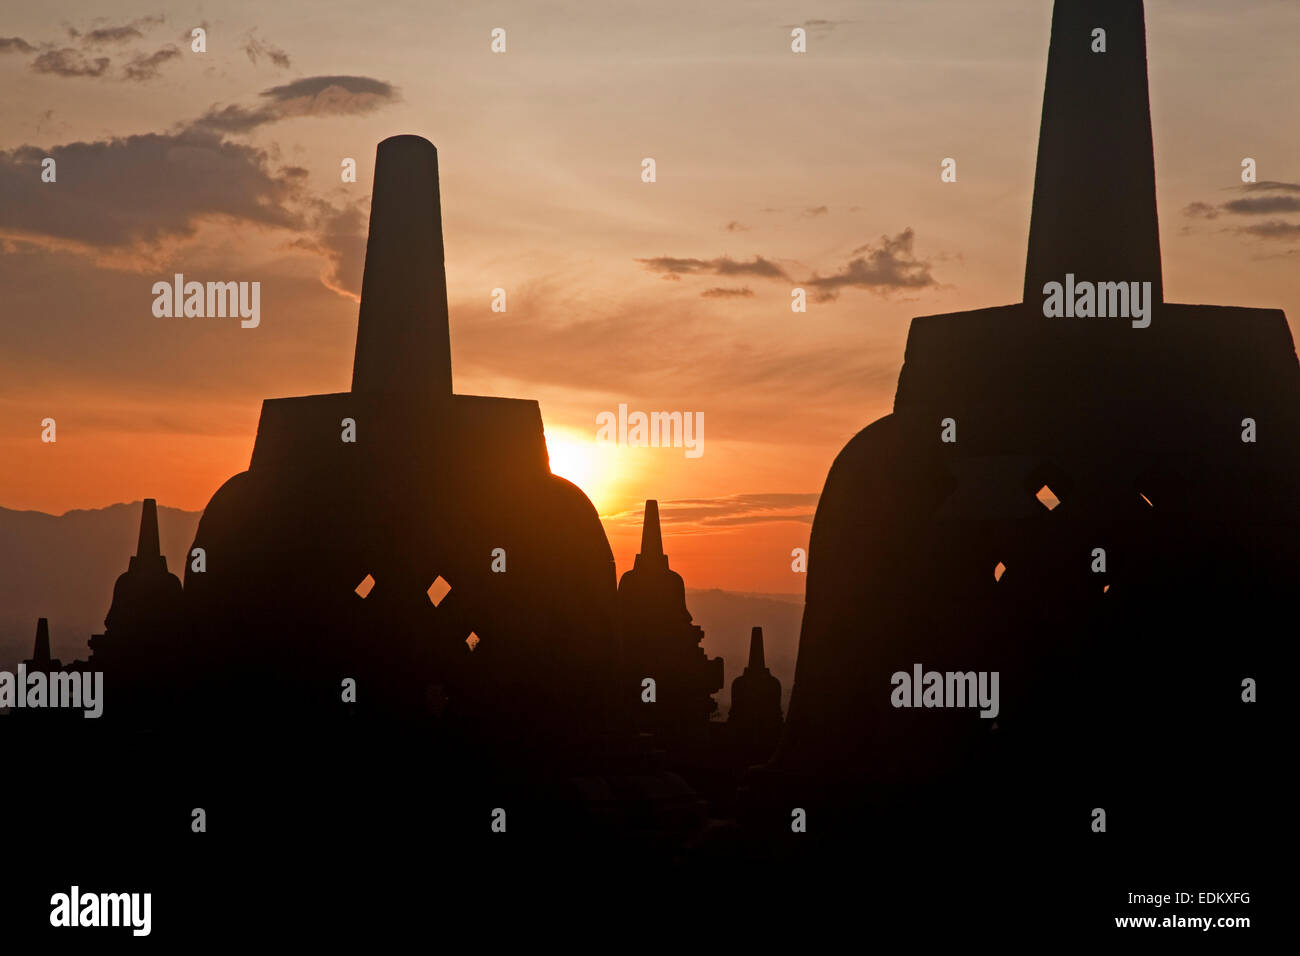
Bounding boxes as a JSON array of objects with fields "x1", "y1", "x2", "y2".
[
  {"x1": 242, "y1": 32, "x2": 291, "y2": 69},
  {"x1": 194, "y1": 75, "x2": 399, "y2": 133},
  {"x1": 1223, "y1": 195, "x2": 1300, "y2": 215},
  {"x1": 446, "y1": 276, "x2": 899, "y2": 449},
  {"x1": 803, "y1": 228, "x2": 936, "y2": 301},
  {"x1": 31, "y1": 48, "x2": 111, "y2": 77},
  {"x1": 0, "y1": 128, "x2": 306, "y2": 249},
  {"x1": 77, "y1": 25, "x2": 143, "y2": 45},
  {"x1": 724, "y1": 221, "x2": 749, "y2": 232},
  {"x1": 606, "y1": 494, "x2": 819, "y2": 533},
  {"x1": 11, "y1": 18, "x2": 177, "y2": 80},
  {"x1": 286, "y1": 199, "x2": 369, "y2": 299},
  {"x1": 1237, "y1": 220, "x2": 1300, "y2": 239},
  {"x1": 122, "y1": 45, "x2": 180, "y2": 82},
  {"x1": 70, "y1": 17, "x2": 165, "y2": 47},
  {"x1": 1249, "y1": 181, "x2": 1300, "y2": 193},
  {"x1": 700, "y1": 287, "x2": 754, "y2": 298},
  {"x1": 1184, "y1": 182, "x2": 1300, "y2": 220},
  {"x1": 636, "y1": 254, "x2": 789, "y2": 279},
  {"x1": 0, "y1": 118, "x2": 376, "y2": 301},
  {"x1": 803, "y1": 205, "x2": 829, "y2": 217}
]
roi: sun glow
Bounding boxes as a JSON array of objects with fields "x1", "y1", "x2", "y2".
[{"x1": 544, "y1": 426, "x2": 624, "y2": 510}]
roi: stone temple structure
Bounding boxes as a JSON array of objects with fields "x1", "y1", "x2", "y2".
[
  {"x1": 88, "y1": 500, "x2": 183, "y2": 666},
  {"x1": 726, "y1": 627, "x2": 783, "y2": 759},
  {"x1": 182, "y1": 135, "x2": 618, "y2": 766},
  {"x1": 24, "y1": 618, "x2": 59, "y2": 671},
  {"x1": 617, "y1": 500, "x2": 723, "y2": 740},
  {"x1": 746, "y1": 0, "x2": 1294, "y2": 861}
]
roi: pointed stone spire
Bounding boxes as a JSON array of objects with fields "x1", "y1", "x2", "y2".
[
  {"x1": 633, "y1": 499, "x2": 669, "y2": 571},
  {"x1": 137, "y1": 498, "x2": 160, "y2": 558},
  {"x1": 640, "y1": 500, "x2": 664, "y2": 556},
  {"x1": 1023, "y1": 0, "x2": 1162, "y2": 304},
  {"x1": 32, "y1": 617, "x2": 51, "y2": 664},
  {"x1": 128, "y1": 498, "x2": 167, "y2": 573},
  {"x1": 747, "y1": 626, "x2": 766, "y2": 670},
  {"x1": 351, "y1": 134, "x2": 454, "y2": 396},
  {"x1": 728, "y1": 624, "x2": 782, "y2": 745}
]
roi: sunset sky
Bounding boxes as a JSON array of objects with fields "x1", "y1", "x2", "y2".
[{"x1": 2, "y1": 0, "x2": 1296, "y2": 593}]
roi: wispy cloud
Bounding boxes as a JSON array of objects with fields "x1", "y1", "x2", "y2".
[
  {"x1": 636, "y1": 254, "x2": 789, "y2": 279},
  {"x1": 1182, "y1": 181, "x2": 1300, "y2": 239},
  {"x1": 1238, "y1": 220, "x2": 1300, "y2": 239},
  {"x1": 803, "y1": 228, "x2": 936, "y2": 301},
  {"x1": 606, "y1": 494, "x2": 819, "y2": 533},
  {"x1": 242, "y1": 31, "x2": 291, "y2": 69},
  {"x1": 122, "y1": 45, "x2": 180, "y2": 82},
  {"x1": 193, "y1": 75, "x2": 400, "y2": 133},
  {"x1": 70, "y1": 17, "x2": 165, "y2": 47},
  {"x1": 1223, "y1": 195, "x2": 1300, "y2": 215},
  {"x1": 31, "y1": 48, "x2": 111, "y2": 77},
  {"x1": 0, "y1": 36, "x2": 35, "y2": 54}
]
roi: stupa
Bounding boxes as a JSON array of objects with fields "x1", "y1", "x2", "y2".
[
  {"x1": 616, "y1": 500, "x2": 723, "y2": 740},
  {"x1": 182, "y1": 136, "x2": 619, "y2": 762},
  {"x1": 746, "y1": 0, "x2": 1295, "y2": 853},
  {"x1": 727, "y1": 627, "x2": 782, "y2": 759}
]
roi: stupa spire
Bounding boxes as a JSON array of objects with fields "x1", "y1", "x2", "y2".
[
  {"x1": 136, "y1": 498, "x2": 160, "y2": 559},
  {"x1": 1023, "y1": 0, "x2": 1162, "y2": 303},
  {"x1": 32, "y1": 617, "x2": 51, "y2": 664},
  {"x1": 351, "y1": 134, "x2": 454, "y2": 396},
  {"x1": 747, "y1": 626, "x2": 766, "y2": 670},
  {"x1": 639, "y1": 500, "x2": 664, "y2": 558}
]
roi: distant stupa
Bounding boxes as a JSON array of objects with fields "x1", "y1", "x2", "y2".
[
  {"x1": 24, "y1": 618, "x2": 60, "y2": 670},
  {"x1": 88, "y1": 498, "x2": 183, "y2": 678},
  {"x1": 616, "y1": 500, "x2": 723, "y2": 739},
  {"x1": 183, "y1": 136, "x2": 618, "y2": 760},
  {"x1": 727, "y1": 627, "x2": 782, "y2": 758},
  {"x1": 746, "y1": 0, "x2": 1297, "y2": 844}
]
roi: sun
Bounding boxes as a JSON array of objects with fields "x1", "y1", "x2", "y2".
[{"x1": 544, "y1": 426, "x2": 621, "y2": 509}]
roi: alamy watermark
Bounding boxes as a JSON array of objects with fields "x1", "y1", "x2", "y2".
[
  {"x1": 595, "y1": 403, "x2": 703, "y2": 458},
  {"x1": 50, "y1": 886, "x2": 150, "y2": 936},
  {"x1": 152, "y1": 274, "x2": 260, "y2": 328},
  {"x1": 890, "y1": 663, "x2": 999, "y2": 718},
  {"x1": 0, "y1": 666, "x2": 103, "y2": 717},
  {"x1": 1042, "y1": 273, "x2": 1152, "y2": 328}
]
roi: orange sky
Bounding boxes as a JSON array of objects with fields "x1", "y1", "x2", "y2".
[{"x1": 2, "y1": 0, "x2": 1297, "y2": 593}]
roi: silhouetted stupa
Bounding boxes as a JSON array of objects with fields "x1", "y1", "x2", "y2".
[
  {"x1": 746, "y1": 0, "x2": 1296, "y2": 846},
  {"x1": 183, "y1": 135, "x2": 618, "y2": 761},
  {"x1": 616, "y1": 500, "x2": 723, "y2": 739},
  {"x1": 88, "y1": 499, "x2": 183, "y2": 671},
  {"x1": 727, "y1": 627, "x2": 782, "y2": 758},
  {"x1": 24, "y1": 617, "x2": 60, "y2": 670}
]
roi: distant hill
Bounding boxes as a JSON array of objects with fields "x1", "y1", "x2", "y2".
[{"x1": 0, "y1": 503, "x2": 806, "y2": 717}]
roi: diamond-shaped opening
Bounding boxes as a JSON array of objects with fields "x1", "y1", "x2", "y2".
[
  {"x1": 1102, "y1": 584, "x2": 1110, "y2": 594},
  {"x1": 1034, "y1": 484, "x2": 1061, "y2": 511},
  {"x1": 465, "y1": 631, "x2": 480, "y2": 652},
  {"x1": 427, "y1": 575, "x2": 451, "y2": 607},
  {"x1": 354, "y1": 573, "x2": 376, "y2": 598},
  {"x1": 993, "y1": 561, "x2": 1007, "y2": 582}
]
